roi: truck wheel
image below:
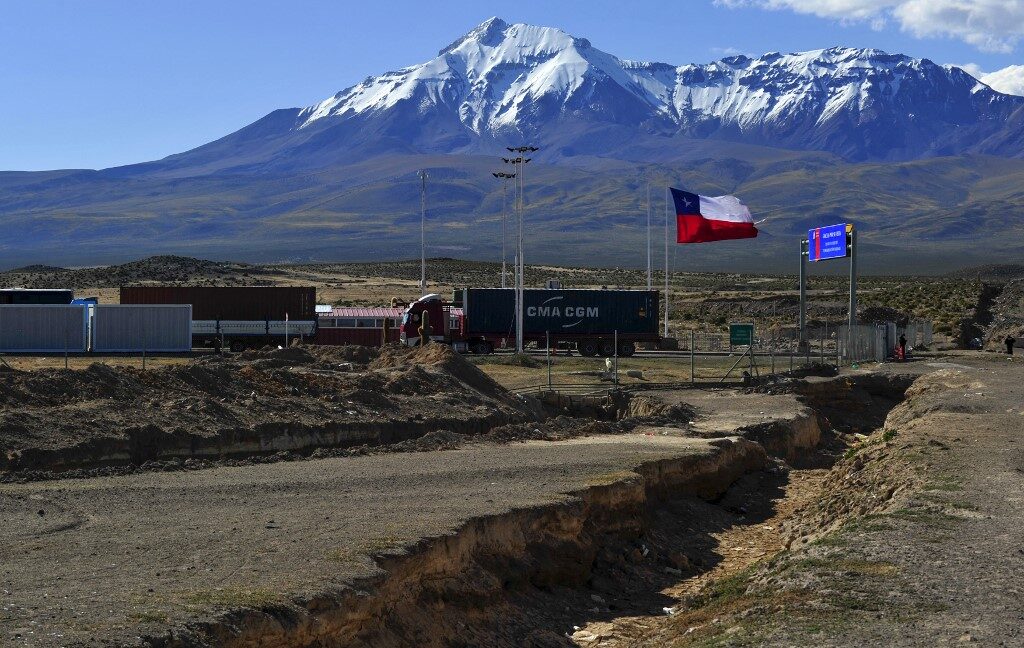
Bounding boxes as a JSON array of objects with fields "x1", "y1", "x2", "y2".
[
  {"x1": 473, "y1": 341, "x2": 493, "y2": 355},
  {"x1": 229, "y1": 340, "x2": 246, "y2": 353},
  {"x1": 617, "y1": 341, "x2": 636, "y2": 357},
  {"x1": 579, "y1": 340, "x2": 599, "y2": 357},
  {"x1": 599, "y1": 340, "x2": 616, "y2": 357}
]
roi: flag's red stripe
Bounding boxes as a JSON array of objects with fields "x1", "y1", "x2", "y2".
[{"x1": 676, "y1": 214, "x2": 758, "y2": 244}]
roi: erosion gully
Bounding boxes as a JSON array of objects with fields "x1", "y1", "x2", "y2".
[{"x1": 141, "y1": 372, "x2": 913, "y2": 648}]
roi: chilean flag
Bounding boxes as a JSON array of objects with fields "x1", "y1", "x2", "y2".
[{"x1": 672, "y1": 188, "x2": 758, "y2": 244}]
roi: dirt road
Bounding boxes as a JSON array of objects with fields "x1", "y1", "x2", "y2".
[{"x1": 0, "y1": 432, "x2": 764, "y2": 647}]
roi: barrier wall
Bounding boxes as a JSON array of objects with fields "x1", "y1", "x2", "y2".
[
  {"x1": 91, "y1": 305, "x2": 192, "y2": 352},
  {"x1": 0, "y1": 305, "x2": 88, "y2": 352},
  {"x1": 838, "y1": 324, "x2": 887, "y2": 363}
]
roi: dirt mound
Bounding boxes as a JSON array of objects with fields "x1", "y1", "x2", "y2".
[
  {"x1": 371, "y1": 343, "x2": 515, "y2": 404},
  {"x1": 307, "y1": 344, "x2": 378, "y2": 366},
  {"x1": 0, "y1": 343, "x2": 538, "y2": 475}
]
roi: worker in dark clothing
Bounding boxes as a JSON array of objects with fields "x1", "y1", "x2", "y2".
[
  {"x1": 899, "y1": 333, "x2": 907, "y2": 361},
  {"x1": 1007, "y1": 335, "x2": 1016, "y2": 356}
]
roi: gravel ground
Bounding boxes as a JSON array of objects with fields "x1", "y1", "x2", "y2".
[
  {"x1": 0, "y1": 433, "x2": 741, "y2": 647},
  {"x1": 630, "y1": 352, "x2": 1024, "y2": 646}
]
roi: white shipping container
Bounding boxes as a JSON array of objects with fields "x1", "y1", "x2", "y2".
[
  {"x1": 0, "y1": 305, "x2": 88, "y2": 352},
  {"x1": 192, "y1": 320, "x2": 317, "y2": 337},
  {"x1": 92, "y1": 305, "x2": 192, "y2": 352}
]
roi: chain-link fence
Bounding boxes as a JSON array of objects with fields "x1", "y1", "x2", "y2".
[{"x1": 500, "y1": 319, "x2": 933, "y2": 396}]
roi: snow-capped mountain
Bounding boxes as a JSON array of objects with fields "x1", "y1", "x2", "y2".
[
  {"x1": 178, "y1": 17, "x2": 1021, "y2": 168},
  {"x1": 8, "y1": 18, "x2": 1024, "y2": 270}
]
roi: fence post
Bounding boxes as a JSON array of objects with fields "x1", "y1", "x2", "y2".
[
  {"x1": 837, "y1": 329, "x2": 842, "y2": 368},
  {"x1": 64, "y1": 311, "x2": 68, "y2": 370},
  {"x1": 613, "y1": 330, "x2": 618, "y2": 386},
  {"x1": 546, "y1": 331, "x2": 551, "y2": 389},
  {"x1": 690, "y1": 330, "x2": 695, "y2": 384}
]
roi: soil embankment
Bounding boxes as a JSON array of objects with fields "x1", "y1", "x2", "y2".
[
  {"x1": 624, "y1": 355, "x2": 1024, "y2": 646},
  {"x1": 0, "y1": 344, "x2": 539, "y2": 476}
]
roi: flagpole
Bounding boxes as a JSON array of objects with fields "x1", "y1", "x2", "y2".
[
  {"x1": 646, "y1": 182, "x2": 652, "y2": 290},
  {"x1": 664, "y1": 185, "x2": 670, "y2": 339}
]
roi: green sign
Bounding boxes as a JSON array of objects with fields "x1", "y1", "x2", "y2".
[{"x1": 729, "y1": 323, "x2": 754, "y2": 346}]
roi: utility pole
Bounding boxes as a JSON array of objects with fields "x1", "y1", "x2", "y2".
[
  {"x1": 848, "y1": 226, "x2": 857, "y2": 360},
  {"x1": 663, "y1": 186, "x2": 670, "y2": 339},
  {"x1": 646, "y1": 182, "x2": 652, "y2": 290},
  {"x1": 799, "y1": 238, "x2": 807, "y2": 350},
  {"x1": 504, "y1": 146, "x2": 537, "y2": 353},
  {"x1": 492, "y1": 171, "x2": 515, "y2": 289},
  {"x1": 419, "y1": 169, "x2": 427, "y2": 294}
]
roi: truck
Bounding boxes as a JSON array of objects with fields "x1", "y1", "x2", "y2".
[
  {"x1": 119, "y1": 286, "x2": 318, "y2": 352},
  {"x1": 399, "y1": 288, "x2": 660, "y2": 356}
]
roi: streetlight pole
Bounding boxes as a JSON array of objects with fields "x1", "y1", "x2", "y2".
[
  {"x1": 646, "y1": 181, "x2": 652, "y2": 290},
  {"x1": 419, "y1": 169, "x2": 427, "y2": 294},
  {"x1": 505, "y1": 146, "x2": 538, "y2": 354},
  {"x1": 492, "y1": 171, "x2": 515, "y2": 289}
]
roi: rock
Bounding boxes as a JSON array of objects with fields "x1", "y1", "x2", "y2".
[{"x1": 669, "y1": 551, "x2": 692, "y2": 570}]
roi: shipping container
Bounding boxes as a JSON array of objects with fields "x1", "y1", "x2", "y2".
[
  {"x1": 463, "y1": 288, "x2": 658, "y2": 337},
  {"x1": 119, "y1": 286, "x2": 316, "y2": 321},
  {"x1": 399, "y1": 289, "x2": 660, "y2": 356},
  {"x1": 92, "y1": 305, "x2": 192, "y2": 352},
  {"x1": 0, "y1": 305, "x2": 87, "y2": 352},
  {"x1": 0, "y1": 289, "x2": 73, "y2": 305}
]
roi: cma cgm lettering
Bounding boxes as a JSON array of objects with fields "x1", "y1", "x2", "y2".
[{"x1": 526, "y1": 306, "x2": 599, "y2": 318}]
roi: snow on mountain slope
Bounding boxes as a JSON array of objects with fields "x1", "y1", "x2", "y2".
[{"x1": 286, "y1": 18, "x2": 1022, "y2": 161}]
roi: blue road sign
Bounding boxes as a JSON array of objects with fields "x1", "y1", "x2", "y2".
[{"x1": 808, "y1": 223, "x2": 849, "y2": 262}]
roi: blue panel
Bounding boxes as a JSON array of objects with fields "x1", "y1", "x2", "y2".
[{"x1": 808, "y1": 223, "x2": 848, "y2": 262}]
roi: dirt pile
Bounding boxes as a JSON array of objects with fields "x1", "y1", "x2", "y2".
[{"x1": 0, "y1": 344, "x2": 538, "y2": 476}]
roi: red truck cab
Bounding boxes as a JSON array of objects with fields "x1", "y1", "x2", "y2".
[{"x1": 400, "y1": 294, "x2": 468, "y2": 348}]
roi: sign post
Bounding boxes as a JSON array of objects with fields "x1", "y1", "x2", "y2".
[
  {"x1": 723, "y1": 323, "x2": 755, "y2": 382},
  {"x1": 799, "y1": 223, "x2": 857, "y2": 365}
]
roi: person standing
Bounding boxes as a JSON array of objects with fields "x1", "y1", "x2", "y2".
[
  {"x1": 899, "y1": 333, "x2": 907, "y2": 361},
  {"x1": 1007, "y1": 335, "x2": 1016, "y2": 356}
]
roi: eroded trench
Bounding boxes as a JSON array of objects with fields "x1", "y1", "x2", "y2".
[{"x1": 147, "y1": 373, "x2": 916, "y2": 648}]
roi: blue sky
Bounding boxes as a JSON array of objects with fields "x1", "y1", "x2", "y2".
[{"x1": 2, "y1": 0, "x2": 1021, "y2": 171}]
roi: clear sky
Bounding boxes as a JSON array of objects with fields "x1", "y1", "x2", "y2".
[{"x1": 3, "y1": 0, "x2": 1021, "y2": 171}]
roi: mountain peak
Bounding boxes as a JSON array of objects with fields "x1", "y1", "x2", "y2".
[
  {"x1": 438, "y1": 16, "x2": 508, "y2": 56},
  {"x1": 294, "y1": 19, "x2": 1024, "y2": 161}
]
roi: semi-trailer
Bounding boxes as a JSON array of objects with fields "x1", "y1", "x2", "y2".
[
  {"x1": 399, "y1": 288, "x2": 659, "y2": 356},
  {"x1": 120, "y1": 286, "x2": 317, "y2": 352},
  {"x1": 0, "y1": 289, "x2": 74, "y2": 305}
]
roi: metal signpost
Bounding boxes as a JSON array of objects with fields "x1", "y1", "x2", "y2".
[
  {"x1": 799, "y1": 223, "x2": 857, "y2": 360},
  {"x1": 723, "y1": 322, "x2": 756, "y2": 382}
]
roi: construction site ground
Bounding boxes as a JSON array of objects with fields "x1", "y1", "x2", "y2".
[{"x1": 1, "y1": 347, "x2": 1022, "y2": 646}]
